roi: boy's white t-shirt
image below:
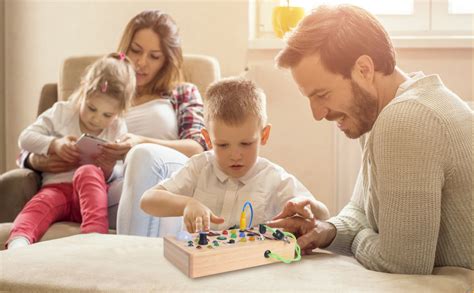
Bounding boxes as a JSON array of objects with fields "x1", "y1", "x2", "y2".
[{"x1": 159, "y1": 151, "x2": 314, "y2": 230}]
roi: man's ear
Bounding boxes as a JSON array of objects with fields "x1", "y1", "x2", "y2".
[
  {"x1": 260, "y1": 124, "x2": 271, "y2": 145},
  {"x1": 201, "y1": 128, "x2": 212, "y2": 149},
  {"x1": 352, "y1": 55, "x2": 375, "y2": 84}
]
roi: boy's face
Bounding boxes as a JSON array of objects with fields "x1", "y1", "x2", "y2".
[{"x1": 202, "y1": 116, "x2": 271, "y2": 179}]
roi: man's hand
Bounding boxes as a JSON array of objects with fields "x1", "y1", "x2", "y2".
[
  {"x1": 183, "y1": 198, "x2": 224, "y2": 233},
  {"x1": 28, "y1": 153, "x2": 78, "y2": 173},
  {"x1": 267, "y1": 217, "x2": 336, "y2": 254},
  {"x1": 49, "y1": 136, "x2": 80, "y2": 163},
  {"x1": 267, "y1": 216, "x2": 316, "y2": 238}
]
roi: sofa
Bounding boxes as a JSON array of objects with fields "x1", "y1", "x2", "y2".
[
  {"x1": 0, "y1": 233, "x2": 472, "y2": 292},
  {"x1": 0, "y1": 54, "x2": 221, "y2": 245}
]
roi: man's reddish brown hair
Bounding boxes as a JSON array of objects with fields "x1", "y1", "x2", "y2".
[{"x1": 275, "y1": 5, "x2": 396, "y2": 78}]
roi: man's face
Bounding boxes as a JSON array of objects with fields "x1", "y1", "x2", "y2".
[{"x1": 290, "y1": 54, "x2": 378, "y2": 139}]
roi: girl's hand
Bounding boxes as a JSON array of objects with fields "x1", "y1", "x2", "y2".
[
  {"x1": 49, "y1": 136, "x2": 80, "y2": 163},
  {"x1": 183, "y1": 198, "x2": 224, "y2": 233},
  {"x1": 100, "y1": 133, "x2": 144, "y2": 161}
]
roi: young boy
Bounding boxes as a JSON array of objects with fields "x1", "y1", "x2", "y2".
[{"x1": 140, "y1": 77, "x2": 329, "y2": 232}]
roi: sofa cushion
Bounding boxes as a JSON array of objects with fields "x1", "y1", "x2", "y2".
[
  {"x1": 0, "y1": 234, "x2": 471, "y2": 292},
  {"x1": 0, "y1": 222, "x2": 115, "y2": 250}
]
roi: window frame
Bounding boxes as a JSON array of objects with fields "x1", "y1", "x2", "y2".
[{"x1": 249, "y1": 0, "x2": 474, "y2": 49}]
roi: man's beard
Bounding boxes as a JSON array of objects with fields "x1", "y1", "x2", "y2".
[{"x1": 343, "y1": 80, "x2": 379, "y2": 139}]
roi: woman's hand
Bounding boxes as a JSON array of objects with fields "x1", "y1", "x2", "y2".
[
  {"x1": 95, "y1": 154, "x2": 117, "y2": 179},
  {"x1": 49, "y1": 136, "x2": 80, "y2": 163},
  {"x1": 28, "y1": 153, "x2": 78, "y2": 173},
  {"x1": 100, "y1": 133, "x2": 145, "y2": 161},
  {"x1": 183, "y1": 198, "x2": 224, "y2": 233}
]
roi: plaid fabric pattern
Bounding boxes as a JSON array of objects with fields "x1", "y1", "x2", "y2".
[{"x1": 165, "y1": 83, "x2": 207, "y2": 151}]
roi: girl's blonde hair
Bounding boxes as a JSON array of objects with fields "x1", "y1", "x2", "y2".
[
  {"x1": 117, "y1": 10, "x2": 184, "y2": 95},
  {"x1": 70, "y1": 52, "x2": 136, "y2": 113}
]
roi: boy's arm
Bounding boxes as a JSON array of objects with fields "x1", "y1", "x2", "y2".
[
  {"x1": 138, "y1": 153, "x2": 226, "y2": 232},
  {"x1": 140, "y1": 187, "x2": 193, "y2": 217},
  {"x1": 141, "y1": 186, "x2": 225, "y2": 232}
]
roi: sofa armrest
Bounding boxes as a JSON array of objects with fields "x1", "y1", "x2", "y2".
[
  {"x1": 0, "y1": 169, "x2": 41, "y2": 222},
  {"x1": 37, "y1": 83, "x2": 58, "y2": 116}
]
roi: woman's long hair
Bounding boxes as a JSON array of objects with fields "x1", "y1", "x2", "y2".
[{"x1": 117, "y1": 10, "x2": 184, "y2": 96}]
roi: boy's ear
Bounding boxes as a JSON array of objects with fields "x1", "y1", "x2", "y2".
[
  {"x1": 260, "y1": 124, "x2": 271, "y2": 145},
  {"x1": 201, "y1": 128, "x2": 213, "y2": 149}
]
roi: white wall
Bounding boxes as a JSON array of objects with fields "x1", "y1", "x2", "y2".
[
  {"x1": 3, "y1": 1, "x2": 473, "y2": 214},
  {"x1": 4, "y1": 0, "x2": 248, "y2": 168}
]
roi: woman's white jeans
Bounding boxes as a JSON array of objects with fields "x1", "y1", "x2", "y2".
[{"x1": 108, "y1": 144, "x2": 187, "y2": 237}]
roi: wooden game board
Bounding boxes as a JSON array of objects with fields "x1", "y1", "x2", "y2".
[{"x1": 164, "y1": 228, "x2": 296, "y2": 278}]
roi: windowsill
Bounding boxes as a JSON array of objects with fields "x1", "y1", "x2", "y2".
[{"x1": 248, "y1": 35, "x2": 474, "y2": 50}]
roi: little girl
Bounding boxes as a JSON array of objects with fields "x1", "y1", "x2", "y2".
[{"x1": 6, "y1": 53, "x2": 136, "y2": 249}]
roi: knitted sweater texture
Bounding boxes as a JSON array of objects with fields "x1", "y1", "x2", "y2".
[{"x1": 326, "y1": 73, "x2": 473, "y2": 274}]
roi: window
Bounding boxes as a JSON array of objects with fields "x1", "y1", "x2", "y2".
[
  {"x1": 431, "y1": 0, "x2": 474, "y2": 32},
  {"x1": 251, "y1": 0, "x2": 473, "y2": 48},
  {"x1": 449, "y1": 0, "x2": 474, "y2": 14}
]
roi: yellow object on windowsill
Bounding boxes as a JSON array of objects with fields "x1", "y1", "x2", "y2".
[{"x1": 272, "y1": 4, "x2": 305, "y2": 38}]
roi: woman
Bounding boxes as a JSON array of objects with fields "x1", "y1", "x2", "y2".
[{"x1": 22, "y1": 10, "x2": 206, "y2": 237}]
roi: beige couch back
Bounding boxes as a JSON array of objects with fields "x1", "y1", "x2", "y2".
[{"x1": 58, "y1": 54, "x2": 221, "y2": 101}]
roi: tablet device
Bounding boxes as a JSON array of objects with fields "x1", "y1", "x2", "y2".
[{"x1": 76, "y1": 133, "x2": 108, "y2": 165}]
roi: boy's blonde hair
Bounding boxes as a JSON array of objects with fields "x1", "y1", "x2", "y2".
[
  {"x1": 71, "y1": 52, "x2": 136, "y2": 113},
  {"x1": 204, "y1": 77, "x2": 267, "y2": 127}
]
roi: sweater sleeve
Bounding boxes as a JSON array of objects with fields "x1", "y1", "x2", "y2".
[
  {"x1": 349, "y1": 102, "x2": 447, "y2": 274},
  {"x1": 326, "y1": 169, "x2": 370, "y2": 256},
  {"x1": 18, "y1": 102, "x2": 67, "y2": 155}
]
